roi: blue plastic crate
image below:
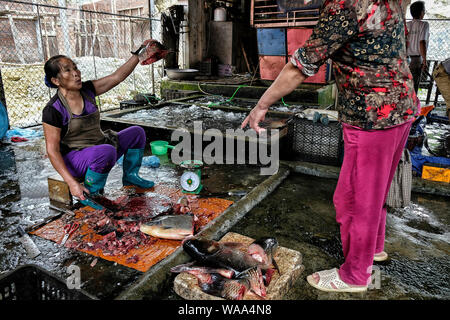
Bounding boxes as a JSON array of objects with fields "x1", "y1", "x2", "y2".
[{"x1": 257, "y1": 28, "x2": 286, "y2": 56}]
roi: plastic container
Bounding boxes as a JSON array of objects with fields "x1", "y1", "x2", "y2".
[
  {"x1": 0, "y1": 264, "x2": 95, "y2": 300},
  {"x1": 214, "y1": 7, "x2": 227, "y2": 21},
  {"x1": 150, "y1": 140, "x2": 175, "y2": 155}
]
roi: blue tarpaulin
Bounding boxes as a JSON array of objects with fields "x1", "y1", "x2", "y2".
[
  {"x1": 410, "y1": 146, "x2": 450, "y2": 175},
  {"x1": 0, "y1": 102, "x2": 9, "y2": 139}
]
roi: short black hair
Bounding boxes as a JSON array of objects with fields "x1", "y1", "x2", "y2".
[
  {"x1": 44, "y1": 55, "x2": 67, "y2": 87},
  {"x1": 410, "y1": 1, "x2": 425, "y2": 19}
]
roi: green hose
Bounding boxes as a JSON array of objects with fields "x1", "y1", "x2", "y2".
[
  {"x1": 205, "y1": 85, "x2": 249, "y2": 107},
  {"x1": 198, "y1": 82, "x2": 291, "y2": 109}
]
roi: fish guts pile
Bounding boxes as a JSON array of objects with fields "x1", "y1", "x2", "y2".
[{"x1": 171, "y1": 237, "x2": 280, "y2": 300}]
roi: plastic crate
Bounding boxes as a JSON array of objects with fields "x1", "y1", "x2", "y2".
[
  {"x1": 0, "y1": 264, "x2": 95, "y2": 300},
  {"x1": 162, "y1": 89, "x2": 199, "y2": 101},
  {"x1": 287, "y1": 115, "x2": 343, "y2": 165},
  {"x1": 119, "y1": 100, "x2": 147, "y2": 110},
  {"x1": 257, "y1": 28, "x2": 286, "y2": 56}
]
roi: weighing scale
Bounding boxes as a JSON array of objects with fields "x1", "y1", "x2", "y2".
[{"x1": 179, "y1": 160, "x2": 204, "y2": 194}]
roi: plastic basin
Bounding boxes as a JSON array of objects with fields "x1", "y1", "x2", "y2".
[{"x1": 150, "y1": 140, "x2": 174, "y2": 155}]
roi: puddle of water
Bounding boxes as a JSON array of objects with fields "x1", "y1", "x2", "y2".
[{"x1": 227, "y1": 173, "x2": 450, "y2": 300}]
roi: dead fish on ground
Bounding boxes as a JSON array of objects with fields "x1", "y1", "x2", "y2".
[
  {"x1": 171, "y1": 264, "x2": 266, "y2": 299},
  {"x1": 174, "y1": 267, "x2": 248, "y2": 300},
  {"x1": 140, "y1": 214, "x2": 194, "y2": 240},
  {"x1": 182, "y1": 237, "x2": 279, "y2": 275},
  {"x1": 171, "y1": 262, "x2": 235, "y2": 279}
]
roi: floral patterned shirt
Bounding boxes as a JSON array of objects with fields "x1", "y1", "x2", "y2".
[{"x1": 291, "y1": 0, "x2": 419, "y2": 129}]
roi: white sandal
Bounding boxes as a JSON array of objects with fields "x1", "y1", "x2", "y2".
[
  {"x1": 374, "y1": 251, "x2": 388, "y2": 262},
  {"x1": 306, "y1": 268, "x2": 367, "y2": 293}
]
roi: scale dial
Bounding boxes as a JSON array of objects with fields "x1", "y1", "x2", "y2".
[{"x1": 180, "y1": 171, "x2": 200, "y2": 192}]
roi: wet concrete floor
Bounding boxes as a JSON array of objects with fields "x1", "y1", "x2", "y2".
[
  {"x1": 1, "y1": 129, "x2": 449, "y2": 300},
  {"x1": 0, "y1": 133, "x2": 267, "y2": 299}
]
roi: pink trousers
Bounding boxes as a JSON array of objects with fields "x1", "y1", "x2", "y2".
[{"x1": 334, "y1": 120, "x2": 412, "y2": 285}]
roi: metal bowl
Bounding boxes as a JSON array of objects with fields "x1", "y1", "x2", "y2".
[{"x1": 165, "y1": 68, "x2": 199, "y2": 80}]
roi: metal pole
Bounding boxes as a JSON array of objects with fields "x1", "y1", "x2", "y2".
[
  {"x1": 149, "y1": 0, "x2": 155, "y2": 95},
  {"x1": 90, "y1": 12, "x2": 100, "y2": 110},
  {"x1": 32, "y1": 0, "x2": 44, "y2": 61},
  {"x1": 58, "y1": 0, "x2": 72, "y2": 56}
]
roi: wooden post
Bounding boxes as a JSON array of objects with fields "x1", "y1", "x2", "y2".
[{"x1": 187, "y1": 0, "x2": 206, "y2": 68}]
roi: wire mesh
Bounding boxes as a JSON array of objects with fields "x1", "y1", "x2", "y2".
[
  {"x1": 0, "y1": 0, "x2": 162, "y2": 128},
  {"x1": 411, "y1": 19, "x2": 450, "y2": 111}
]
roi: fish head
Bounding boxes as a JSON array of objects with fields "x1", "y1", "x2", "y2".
[
  {"x1": 182, "y1": 238, "x2": 219, "y2": 262},
  {"x1": 251, "y1": 237, "x2": 278, "y2": 260}
]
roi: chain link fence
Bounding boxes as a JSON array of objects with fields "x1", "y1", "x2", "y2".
[
  {"x1": 407, "y1": 19, "x2": 449, "y2": 110},
  {"x1": 0, "y1": 0, "x2": 163, "y2": 128},
  {"x1": 0, "y1": 2, "x2": 449, "y2": 128}
]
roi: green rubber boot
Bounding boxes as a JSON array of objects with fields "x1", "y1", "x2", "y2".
[
  {"x1": 122, "y1": 148, "x2": 155, "y2": 189},
  {"x1": 80, "y1": 167, "x2": 108, "y2": 210}
]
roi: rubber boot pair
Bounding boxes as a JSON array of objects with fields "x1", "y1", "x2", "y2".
[
  {"x1": 122, "y1": 148, "x2": 155, "y2": 189},
  {"x1": 80, "y1": 148, "x2": 154, "y2": 210}
]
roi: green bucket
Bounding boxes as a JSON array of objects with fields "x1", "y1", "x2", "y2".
[{"x1": 150, "y1": 140, "x2": 174, "y2": 155}]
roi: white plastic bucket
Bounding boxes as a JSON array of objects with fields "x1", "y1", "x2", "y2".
[{"x1": 214, "y1": 7, "x2": 226, "y2": 21}]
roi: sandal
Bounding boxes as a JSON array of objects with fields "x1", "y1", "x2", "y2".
[
  {"x1": 306, "y1": 268, "x2": 368, "y2": 293},
  {"x1": 374, "y1": 251, "x2": 388, "y2": 262}
]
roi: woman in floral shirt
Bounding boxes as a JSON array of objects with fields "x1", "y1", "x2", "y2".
[{"x1": 241, "y1": 0, "x2": 419, "y2": 292}]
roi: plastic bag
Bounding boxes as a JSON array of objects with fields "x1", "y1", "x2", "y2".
[
  {"x1": 138, "y1": 40, "x2": 169, "y2": 65},
  {"x1": 117, "y1": 155, "x2": 160, "y2": 168},
  {"x1": 5, "y1": 127, "x2": 43, "y2": 139}
]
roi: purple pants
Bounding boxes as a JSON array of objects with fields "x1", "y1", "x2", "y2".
[
  {"x1": 64, "y1": 126, "x2": 146, "y2": 178},
  {"x1": 334, "y1": 120, "x2": 412, "y2": 285}
]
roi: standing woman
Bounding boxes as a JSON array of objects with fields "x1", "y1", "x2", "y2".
[
  {"x1": 242, "y1": 0, "x2": 419, "y2": 292},
  {"x1": 42, "y1": 39, "x2": 163, "y2": 209}
]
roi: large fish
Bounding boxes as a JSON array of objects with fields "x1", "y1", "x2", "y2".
[
  {"x1": 174, "y1": 267, "x2": 249, "y2": 300},
  {"x1": 139, "y1": 214, "x2": 194, "y2": 240},
  {"x1": 182, "y1": 237, "x2": 279, "y2": 275},
  {"x1": 171, "y1": 262, "x2": 235, "y2": 279}
]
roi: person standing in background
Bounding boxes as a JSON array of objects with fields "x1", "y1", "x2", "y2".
[{"x1": 406, "y1": 1, "x2": 429, "y2": 93}]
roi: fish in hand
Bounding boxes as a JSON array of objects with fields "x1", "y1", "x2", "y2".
[{"x1": 139, "y1": 40, "x2": 170, "y2": 65}]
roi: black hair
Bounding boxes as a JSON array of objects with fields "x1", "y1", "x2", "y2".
[
  {"x1": 44, "y1": 55, "x2": 67, "y2": 88},
  {"x1": 410, "y1": 1, "x2": 425, "y2": 19}
]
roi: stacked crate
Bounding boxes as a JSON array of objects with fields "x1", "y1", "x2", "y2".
[{"x1": 257, "y1": 27, "x2": 330, "y2": 84}]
